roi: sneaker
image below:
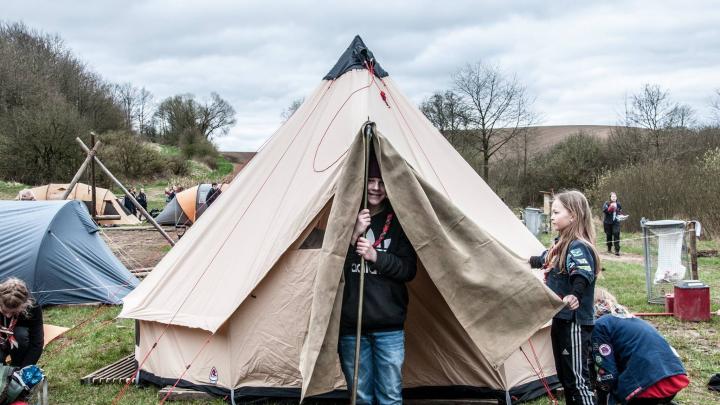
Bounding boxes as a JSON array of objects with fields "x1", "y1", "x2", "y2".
[{"x1": 615, "y1": 252, "x2": 620, "y2": 256}]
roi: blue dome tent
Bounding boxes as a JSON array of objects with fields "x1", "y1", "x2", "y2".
[{"x1": 0, "y1": 200, "x2": 139, "y2": 305}]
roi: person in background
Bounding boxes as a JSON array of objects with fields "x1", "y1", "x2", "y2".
[
  {"x1": 15, "y1": 189, "x2": 36, "y2": 201},
  {"x1": 124, "y1": 187, "x2": 137, "y2": 216},
  {"x1": 602, "y1": 192, "x2": 623, "y2": 256},
  {"x1": 136, "y1": 187, "x2": 148, "y2": 220},
  {"x1": 338, "y1": 151, "x2": 417, "y2": 405},
  {"x1": 165, "y1": 185, "x2": 177, "y2": 203},
  {"x1": 0, "y1": 278, "x2": 43, "y2": 368},
  {"x1": 205, "y1": 183, "x2": 222, "y2": 207},
  {"x1": 530, "y1": 190, "x2": 600, "y2": 405},
  {"x1": 592, "y1": 287, "x2": 688, "y2": 404}
]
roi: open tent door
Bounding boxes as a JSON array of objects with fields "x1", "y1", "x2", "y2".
[{"x1": 300, "y1": 127, "x2": 564, "y2": 399}]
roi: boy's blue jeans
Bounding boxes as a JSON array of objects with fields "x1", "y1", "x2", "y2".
[{"x1": 339, "y1": 330, "x2": 404, "y2": 405}]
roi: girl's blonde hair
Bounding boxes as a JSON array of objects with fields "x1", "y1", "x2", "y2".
[
  {"x1": 0, "y1": 278, "x2": 33, "y2": 317},
  {"x1": 547, "y1": 190, "x2": 601, "y2": 274},
  {"x1": 594, "y1": 287, "x2": 631, "y2": 317}
]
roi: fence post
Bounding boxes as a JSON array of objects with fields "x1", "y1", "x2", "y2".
[{"x1": 689, "y1": 221, "x2": 698, "y2": 280}]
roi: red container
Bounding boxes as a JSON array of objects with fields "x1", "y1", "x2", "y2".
[
  {"x1": 673, "y1": 282, "x2": 711, "y2": 322},
  {"x1": 665, "y1": 294, "x2": 675, "y2": 314}
]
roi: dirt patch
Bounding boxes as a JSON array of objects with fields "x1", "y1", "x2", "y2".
[
  {"x1": 100, "y1": 227, "x2": 177, "y2": 270},
  {"x1": 599, "y1": 250, "x2": 644, "y2": 265}
]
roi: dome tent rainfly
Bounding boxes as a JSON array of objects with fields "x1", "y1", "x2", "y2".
[
  {"x1": 120, "y1": 36, "x2": 564, "y2": 403},
  {"x1": 0, "y1": 200, "x2": 139, "y2": 305},
  {"x1": 155, "y1": 183, "x2": 229, "y2": 226},
  {"x1": 26, "y1": 182, "x2": 140, "y2": 226}
]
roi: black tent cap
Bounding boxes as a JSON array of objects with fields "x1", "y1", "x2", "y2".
[{"x1": 323, "y1": 35, "x2": 389, "y2": 80}]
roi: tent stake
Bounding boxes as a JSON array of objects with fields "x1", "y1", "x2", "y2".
[
  {"x1": 351, "y1": 122, "x2": 374, "y2": 405},
  {"x1": 75, "y1": 137, "x2": 176, "y2": 247}
]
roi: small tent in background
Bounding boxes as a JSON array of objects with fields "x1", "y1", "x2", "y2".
[
  {"x1": 0, "y1": 200, "x2": 139, "y2": 305},
  {"x1": 27, "y1": 183, "x2": 140, "y2": 226},
  {"x1": 120, "y1": 36, "x2": 562, "y2": 403},
  {"x1": 155, "y1": 183, "x2": 229, "y2": 226}
]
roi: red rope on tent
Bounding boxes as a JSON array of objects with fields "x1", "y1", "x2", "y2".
[
  {"x1": 157, "y1": 332, "x2": 215, "y2": 405},
  {"x1": 372, "y1": 78, "x2": 450, "y2": 197},
  {"x1": 113, "y1": 76, "x2": 338, "y2": 405},
  {"x1": 312, "y1": 85, "x2": 372, "y2": 172},
  {"x1": 519, "y1": 339, "x2": 558, "y2": 405}
]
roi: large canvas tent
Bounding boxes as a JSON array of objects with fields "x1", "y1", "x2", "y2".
[
  {"x1": 120, "y1": 36, "x2": 563, "y2": 403},
  {"x1": 155, "y1": 184, "x2": 229, "y2": 226},
  {"x1": 0, "y1": 200, "x2": 139, "y2": 305},
  {"x1": 27, "y1": 183, "x2": 140, "y2": 226}
]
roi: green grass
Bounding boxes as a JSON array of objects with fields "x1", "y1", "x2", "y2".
[
  {"x1": 0, "y1": 180, "x2": 27, "y2": 199},
  {"x1": 531, "y1": 232, "x2": 720, "y2": 404},
  {"x1": 41, "y1": 305, "x2": 224, "y2": 404},
  {"x1": 39, "y1": 230, "x2": 720, "y2": 404}
]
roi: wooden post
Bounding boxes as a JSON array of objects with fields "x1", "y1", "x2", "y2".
[
  {"x1": 75, "y1": 138, "x2": 176, "y2": 247},
  {"x1": 688, "y1": 221, "x2": 698, "y2": 280},
  {"x1": 90, "y1": 132, "x2": 98, "y2": 218},
  {"x1": 60, "y1": 140, "x2": 102, "y2": 200}
]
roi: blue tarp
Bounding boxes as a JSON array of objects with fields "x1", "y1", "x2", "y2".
[{"x1": 0, "y1": 200, "x2": 139, "y2": 305}]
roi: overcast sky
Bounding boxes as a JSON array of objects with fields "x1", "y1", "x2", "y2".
[{"x1": 4, "y1": 1, "x2": 718, "y2": 151}]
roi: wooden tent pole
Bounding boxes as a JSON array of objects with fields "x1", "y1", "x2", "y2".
[
  {"x1": 351, "y1": 122, "x2": 374, "y2": 405},
  {"x1": 75, "y1": 138, "x2": 176, "y2": 247},
  {"x1": 61, "y1": 139, "x2": 102, "y2": 201},
  {"x1": 90, "y1": 132, "x2": 98, "y2": 218}
]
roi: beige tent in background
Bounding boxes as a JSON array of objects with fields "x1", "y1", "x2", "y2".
[
  {"x1": 120, "y1": 36, "x2": 563, "y2": 403},
  {"x1": 27, "y1": 183, "x2": 140, "y2": 226}
]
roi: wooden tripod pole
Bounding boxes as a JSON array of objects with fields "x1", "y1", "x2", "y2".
[
  {"x1": 61, "y1": 139, "x2": 102, "y2": 201},
  {"x1": 351, "y1": 122, "x2": 374, "y2": 405},
  {"x1": 75, "y1": 137, "x2": 176, "y2": 247}
]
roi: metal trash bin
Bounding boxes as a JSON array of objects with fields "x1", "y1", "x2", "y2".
[{"x1": 523, "y1": 207, "x2": 544, "y2": 237}]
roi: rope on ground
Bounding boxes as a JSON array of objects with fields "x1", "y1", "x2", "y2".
[
  {"x1": 99, "y1": 228, "x2": 146, "y2": 270},
  {"x1": 113, "y1": 78, "x2": 338, "y2": 405},
  {"x1": 519, "y1": 338, "x2": 558, "y2": 405},
  {"x1": 157, "y1": 333, "x2": 215, "y2": 405}
]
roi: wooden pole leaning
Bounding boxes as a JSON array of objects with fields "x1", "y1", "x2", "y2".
[
  {"x1": 61, "y1": 139, "x2": 103, "y2": 201},
  {"x1": 75, "y1": 137, "x2": 176, "y2": 247},
  {"x1": 351, "y1": 122, "x2": 374, "y2": 405}
]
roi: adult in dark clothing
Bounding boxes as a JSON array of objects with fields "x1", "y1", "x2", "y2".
[
  {"x1": 338, "y1": 152, "x2": 417, "y2": 405},
  {"x1": 124, "y1": 187, "x2": 138, "y2": 216},
  {"x1": 206, "y1": 183, "x2": 222, "y2": 207},
  {"x1": 592, "y1": 288, "x2": 688, "y2": 404},
  {"x1": 602, "y1": 192, "x2": 623, "y2": 256},
  {"x1": 0, "y1": 278, "x2": 44, "y2": 367},
  {"x1": 136, "y1": 188, "x2": 148, "y2": 221}
]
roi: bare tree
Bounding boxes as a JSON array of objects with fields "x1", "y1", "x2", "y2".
[
  {"x1": 452, "y1": 62, "x2": 536, "y2": 180},
  {"x1": 420, "y1": 90, "x2": 471, "y2": 144},
  {"x1": 136, "y1": 87, "x2": 154, "y2": 137},
  {"x1": 198, "y1": 92, "x2": 236, "y2": 140},
  {"x1": 624, "y1": 83, "x2": 693, "y2": 156},
  {"x1": 281, "y1": 98, "x2": 304, "y2": 122},
  {"x1": 711, "y1": 89, "x2": 720, "y2": 125},
  {"x1": 114, "y1": 82, "x2": 139, "y2": 130}
]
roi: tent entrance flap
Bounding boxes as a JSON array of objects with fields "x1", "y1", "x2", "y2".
[{"x1": 300, "y1": 128, "x2": 564, "y2": 398}]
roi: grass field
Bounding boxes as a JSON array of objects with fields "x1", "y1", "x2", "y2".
[{"x1": 27, "y1": 231, "x2": 720, "y2": 404}]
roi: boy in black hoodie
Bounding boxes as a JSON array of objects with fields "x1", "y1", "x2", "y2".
[{"x1": 338, "y1": 152, "x2": 417, "y2": 405}]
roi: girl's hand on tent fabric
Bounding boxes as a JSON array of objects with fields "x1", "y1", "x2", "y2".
[
  {"x1": 563, "y1": 295, "x2": 579, "y2": 310},
  {"x1": 356, "y1": 237, "x2": 377, "y2": 262},
  {"x1": 352, "y1": 209, "x2": 371, "y2": 242}
]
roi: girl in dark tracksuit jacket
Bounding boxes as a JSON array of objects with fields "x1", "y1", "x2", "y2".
[{"x1": 530, "y1": 190, "x2": 601, "y2": 405}]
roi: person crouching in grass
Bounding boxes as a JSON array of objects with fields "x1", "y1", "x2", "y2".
[
  {"x1": 592, "y1": 287, "x2": 689, "y2": 404},
  {"x1": 0, "y1": 278, "x2": 44, "y2": 367}
]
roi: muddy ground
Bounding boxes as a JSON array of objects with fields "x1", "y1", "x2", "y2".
[{"x1": 100, "y1": 226, "x2": 178, "y2": 270}]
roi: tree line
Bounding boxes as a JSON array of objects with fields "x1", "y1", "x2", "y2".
[
  {"x1": 421, "y1": 62, "x2": 720, "y2": 236},
  {"x1": 0, "y1": 22, "x2": 236, "y2": 185}
]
